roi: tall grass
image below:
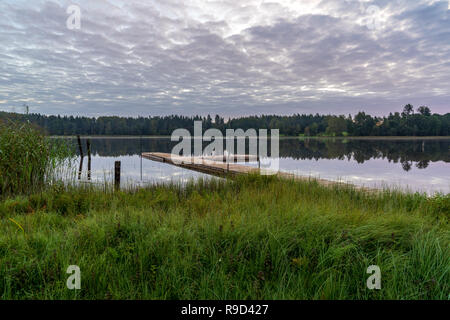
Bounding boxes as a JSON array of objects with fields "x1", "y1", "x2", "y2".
[
  {"x1": 0, "y1": 175, "x2": 448, "y2": 299},
  {"x1": 0, "y1": 121, "x2": 74, "y2": 197}
]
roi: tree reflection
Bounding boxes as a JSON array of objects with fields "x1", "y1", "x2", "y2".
[
  {"x1": 67, "y1": 138, "x2": 449, "y2": 173},
  {"x1": 416, "y1": 160, "x2": 430, "y2": 169},
  {"x1": 401, "y1": 161, "x2": 412, "y2": 172}
]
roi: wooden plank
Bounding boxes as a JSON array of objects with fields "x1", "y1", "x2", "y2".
[
  {"x1": 201, "y1": 154, "x2": 259, "y2": 162},
  {"x1": 142, "y1": 152, "x2": 260, "y2": 177},
  {"x1": 142, "y1": 152, "x2": 376, "y2": 192}
]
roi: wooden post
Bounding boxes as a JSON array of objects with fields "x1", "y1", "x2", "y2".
[
  {"x1": 140, "y1": 135, "x2": 143, "y2": 180},
  {"x1": 77, "y1": 135, "x2": 84, "y2": 157},
  {"x1": 87, "y1": 139, "x2": 91, "y2": 181},
  {"x1": 78, "y1": 156, "x2": 84, "y2": 180},
  {"x1": 114, "y1": 161, "x2": 121, "y2": 190},
  {"x1": 77, "y1": 135, "x2": 84, "y2": 180}
]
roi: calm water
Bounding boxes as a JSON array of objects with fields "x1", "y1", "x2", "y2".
[{"x1": 66, "y1": 137, "x2": 450, "y2": 194}]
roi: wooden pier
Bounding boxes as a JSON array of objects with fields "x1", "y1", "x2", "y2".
[
  {"x1": 141, "y1": 152, "x2": 367, "y2": 190},
  {"x1": 142, "y1": 152, "x2": 260, "y2": 178}
]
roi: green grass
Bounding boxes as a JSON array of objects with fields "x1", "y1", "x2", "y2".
[{"x1": 0, "y1": 175, "x2": 448, "y2": 300}]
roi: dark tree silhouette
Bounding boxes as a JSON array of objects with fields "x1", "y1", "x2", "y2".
[
  {"x1": 417, "y1": 106, "x2": 431, "y2": 116},
  {"x1": 1, "y1": 105, "x2": 448, "y2": 137},
  {"x1": 402, "y1": 104, "x2": 414, "y2": 117}
]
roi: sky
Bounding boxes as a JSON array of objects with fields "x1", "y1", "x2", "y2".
[{"x1": 0, "y1": 0, "x2": 449, "y2": 117}]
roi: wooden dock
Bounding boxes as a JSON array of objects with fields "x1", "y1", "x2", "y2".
[
  {"x1": 141, "y1": 152, "x2": 370, "y2": 191},
  {"x1": 142, "y1": 152, "x2": 260, "y2": 178}
]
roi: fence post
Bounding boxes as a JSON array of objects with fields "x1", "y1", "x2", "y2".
[{"x1": 114, "y1": 161, "x2": 121, "y2": 190}]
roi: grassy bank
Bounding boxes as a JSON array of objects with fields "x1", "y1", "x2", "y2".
[{"x1": 0, "y1": 175, "x2": 448, "y2": 300}]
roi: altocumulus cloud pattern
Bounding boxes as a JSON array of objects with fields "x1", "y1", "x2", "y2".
[{"x1": 0, "y1": 0, "x2": 449, "y2": 117}]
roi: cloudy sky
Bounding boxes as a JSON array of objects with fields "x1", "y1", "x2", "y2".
[{"x1": 0, "y1": 0, "x2": 449, "y2": 117}]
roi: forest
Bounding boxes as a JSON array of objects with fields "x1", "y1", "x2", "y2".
[{"x1": 1, "y1": 104, "x2": 448, "y2": 136}]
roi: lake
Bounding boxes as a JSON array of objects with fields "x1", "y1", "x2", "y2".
[{"x1": 66, "y1": 137, "x2": 449, "y2": 194}]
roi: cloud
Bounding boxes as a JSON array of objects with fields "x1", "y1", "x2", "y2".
[{"x1": 0, "y1": 0, "x2": 449, "y2": 117}]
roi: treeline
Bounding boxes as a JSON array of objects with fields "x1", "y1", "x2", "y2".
[{"x1": 1, "y1": 104, "x2": 449, "y2": 136}]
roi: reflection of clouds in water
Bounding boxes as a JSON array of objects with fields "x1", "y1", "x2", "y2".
[
  {"x1": 428, "y1": 177, "x2": 449, "y2": 186},
  {"x1": 75, "y1": 154, "x2": 449, "y2": 194},
  {"x1": 280, "y1": 157, "x2": 449, "y2": 194},
  {"x1": 348, "y1": 176, "x2": 376, "y2": 182},
  {"x1": 76, "y1": 155, "x2": 214, "y2": 187}
]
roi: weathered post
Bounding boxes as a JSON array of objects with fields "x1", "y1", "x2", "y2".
[
  {"x1": 87, "y1": 139, "x2": 91, "y2": 181},
  {"x1": 77, "y1": 135, "x2": 84, "y2": 180},
  {"x1": 114, "y1": 161, "x2": 121, "y2": 190},
  {"x1": 140, "y1": 135, "x2": 143, "y2": 181},
  {"x1": 77, "y1": 135, "x2": 84, "y2": 157}
]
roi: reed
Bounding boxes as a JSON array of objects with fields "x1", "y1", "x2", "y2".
[{"x1": 0, "y1": 121, "x2": 74, "y2": 197}]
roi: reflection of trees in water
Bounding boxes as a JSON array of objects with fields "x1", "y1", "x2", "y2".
[
  {"x1": 416, "y1": 160, "x2": 429, "y2": 169},
  {"x1": 73, "y1": 138, "x2": 278, "y2": 157},
  {"x1": 72, "y1": 138, "x2": 177, "y2": 157},
  {"x1": 72, "y1": 138, "x2": 449, "y2": 172},
  {"x1": 402, "y1": 161, "x2": 413, "y2": 172},
  {"x1": 278, "y1": 139, "x2": 449, "y2": 172},
  {"x1": 401, "y1": 159, "x2": 429, "y2": 171}
]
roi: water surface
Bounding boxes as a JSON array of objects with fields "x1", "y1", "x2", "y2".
[{"x1": 66, "y1": 137, "x2": 449, "y2": 194}]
